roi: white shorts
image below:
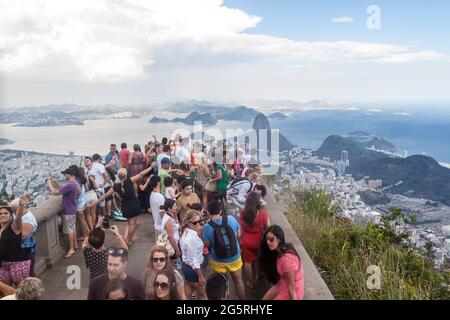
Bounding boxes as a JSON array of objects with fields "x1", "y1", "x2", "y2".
[
  {"x1": 95, "y1": 189, "x2": 106, "y2": 207},
  {"x1": 62, "y1": 215, "x2": 76, "y2": 235}
]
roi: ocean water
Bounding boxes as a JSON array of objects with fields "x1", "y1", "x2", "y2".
[
  {"x1": 270, "y1": 109, "x2": 450, "y2": 163},
  {"x1": 0, "y1": 116, "x2": 249, "y2": 156},
  {"x1": 1, "y1": 108, "x2": 450, "y2": 163}
]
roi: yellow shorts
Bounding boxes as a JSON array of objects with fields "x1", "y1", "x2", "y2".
[{"x1": 210, "y1": 257, "x2": 243, "y2": 273}]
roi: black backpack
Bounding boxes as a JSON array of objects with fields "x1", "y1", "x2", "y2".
[{"x1": 208, "y1": 215, "x2": 238, "y2": 259}]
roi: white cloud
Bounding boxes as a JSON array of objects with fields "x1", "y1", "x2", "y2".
[
  {"x1": 368, "y1": 108, "x2": 383, "y2": 113},
  {"x1": 0, "y1": 0, "x2": 448, "y2": 83},
  {"x1": 331, "y1": 16, "x2": 354, "y2": 23}
]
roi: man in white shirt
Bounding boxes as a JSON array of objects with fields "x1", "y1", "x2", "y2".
[
  {"x1": 175, "y1": 137, "x2": 190, "y2": 165},
  {"x1": 149, "y1": 176, "x2": 165, "y2": 240},
  {"x1": 156, "y1": 145, "x2": 171, "y2": 171},
  {"x1": 85, "y1": 155, "x2": 112, "y2": 217}
]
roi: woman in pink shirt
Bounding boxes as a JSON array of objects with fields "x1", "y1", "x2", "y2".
[{"x1": 258, "y1": 225, "x2": 304, "y2": 300}]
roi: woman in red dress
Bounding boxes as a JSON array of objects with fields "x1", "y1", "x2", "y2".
[{"x1": 239, "y1": 192, "x2": 270, "y2": 289}]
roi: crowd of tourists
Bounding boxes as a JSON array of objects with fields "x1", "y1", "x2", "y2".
[{"x1": 0, "y1": 135, "x2": 304, "y2": 300}]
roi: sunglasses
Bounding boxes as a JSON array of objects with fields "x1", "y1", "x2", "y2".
[
  {"x1": 266, "y1": 237, "x2": 276, "y2": 243},
  {"x1": 152, "y1": 257, "x2": 166, "y2": 263},
  {"x1": 107, "y1": 247, "x2": 126, "y2": 255},
  {"x1": 190, "y1": 219, "x2": 204, "y2": 226},
  {"x1": 153, "y1": 281, "x2": 169, "y2": 290}
]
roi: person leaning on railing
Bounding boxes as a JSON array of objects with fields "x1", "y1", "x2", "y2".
[
  {"x1": 258, "y1": 225, "x2": 304, "y2": 300},
  {"x1": 0, "y1": 195, "x2": 32, "y2": 286}
]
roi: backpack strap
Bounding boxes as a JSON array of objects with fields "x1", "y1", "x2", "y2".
[
  {"x1": 208, "y1": 215, "x2": 227, "y2": 229},
  {"x1": 208, "y1": 218, "x2": 219, "y2": 229}
]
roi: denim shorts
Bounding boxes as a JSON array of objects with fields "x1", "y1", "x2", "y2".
[
  {"x1": 104, "y1": 186, "x2": 113, "y2": 201},
  {"x1": 181, "y1": 261, "x2": 198, "y2": 283}
]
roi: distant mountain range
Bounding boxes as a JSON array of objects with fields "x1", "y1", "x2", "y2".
[
  {"x1": 149, "y1": 111, "x2": 218, "y2": 126},
  {"x1": 268, "y1": 112, "x2": 288, "y2": 120},
  {"x1": 187, "y1": 112, "x2": 296, "y2": 152},
  {"x1": 315, "y1": 133, "x2": 450, "y2": 205},
  {"x1": 315, "y1": 135, "x2": 388, "y2": 163},
  {"x1": 0, "y1": 138, "x2": 14, "y2": 145},
  {"x1": 346, "y1": 131, "x2": 397, "y2": 153},
  {"x1": 166, "y1": 101, "x2": 260, "y2": 122},
  {"x1": 349, "y1": 155, "x2": 450, "y2": 205},
  {"x1": 0, "y1": 104, "x2": 146, "y2": 127}
]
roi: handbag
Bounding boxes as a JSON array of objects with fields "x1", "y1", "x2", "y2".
[
  {"x1": 156, "y1": 232, "x2": 175, "y2": 257},
  {"x1": 204, "y1": 177, "x2": 218, "y2": 192}
]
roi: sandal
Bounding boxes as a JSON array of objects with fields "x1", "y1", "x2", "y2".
[
  {"x1": 127, "y1": 240, "x2": 135, "y2": 247},
  {"x1": 64, "y1": 250, "x2": 76, "y2": 258}
]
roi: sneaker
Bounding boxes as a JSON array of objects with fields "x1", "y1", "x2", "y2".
[{"x1": 113, "y1": 210, "x2": 127, "y2": 221}]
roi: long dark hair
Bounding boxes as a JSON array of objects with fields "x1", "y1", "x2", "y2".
[
  {"x1": 152, "y1": 269, "x2": 179, "y2": 300},
  {"x1": 0, "y1": 206, "x2": 14, "y2": 232},
  {"x1": 69, "y1": 165, "x2": 87, "y2": 185},
  {"x1": 103, "y1": 278, "x2": 131, "y2": 300},
  {"x1": 257, "y1": 225, "x2": 300, "y2": 285},
  {"x1": 133, "y1": 144, "x2": 141, "y2": 152},
  {"x1": 242, "y1": 192, "x2": 262, "y2": 226}
]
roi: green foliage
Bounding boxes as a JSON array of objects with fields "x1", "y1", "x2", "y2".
[
  {"x1": 264, "y1": 174, "x2": 277, "y2": 187},
  {"x1": 287, "y1": 188, "x2": 450, "y2": 300},
  {"x1": 289, "y1": 188, "x2": 339, "y2": 219},
  {"x1": 0, "y1": 192, "x2": 12, "y2": 206}
]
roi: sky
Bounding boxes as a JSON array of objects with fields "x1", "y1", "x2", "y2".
[{"x1": 1, "y1": 0, "x2": 450, "y2": 109}]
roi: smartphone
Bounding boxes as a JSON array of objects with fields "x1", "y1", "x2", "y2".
[{"x1": 102, "y1": 217, "x2": 110, "y2": 229}]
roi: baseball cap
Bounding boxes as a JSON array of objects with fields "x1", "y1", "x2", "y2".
[
  {"x1": 61, "y1": 167, "x2": 76, "y2": 176},
  {"x1": 161, "y1": 157, "x2": 172, "y2": 165}
]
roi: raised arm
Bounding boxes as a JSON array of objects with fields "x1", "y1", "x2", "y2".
[
  {"x1": 47, "y1": 178, "x2": 60, "y2": 196},
  {"x1": 12, "y1": 195, "x2": 28, "y2": 235},
  {"x1": 109, "y1": 225, "x2": 128, "y2": 250},
  {"x1": 94, "y1": 188, "x2": 115, "y2": 205},
  {"x1": 130, "y1": 166, "x2": 153, "y2": 183},
  {"x1": 214, "y1": 168, "x2": 222, "y2": 181},
  {"x1": 139, "y1": 176, "x2": 152, "y2": 191}
]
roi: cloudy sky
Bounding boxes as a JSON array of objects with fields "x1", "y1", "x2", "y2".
[{"x1": 1, "y1": 0, "x2": 450, "y2": 108}]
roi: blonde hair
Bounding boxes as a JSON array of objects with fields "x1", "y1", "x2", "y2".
[
  {"x1": 117, "y1": 168, "x2": 128, "y2": 181},
  {"x1": 180, "y1": 209, "x2": 202, "y2": 236},
  {"x1": 244, "y1": 168, "x2": 255, "y2": 178},
  {"x1": 248, "y1": 172, "x2": 259, "y2": 182},
  {"x1": 15, "y1": 277, "x2": 44, "y2": 300}
]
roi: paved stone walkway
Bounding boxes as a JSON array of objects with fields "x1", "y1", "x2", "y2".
[{"x1": 40, "y1": 213, "x2": 268, "y2": 300}]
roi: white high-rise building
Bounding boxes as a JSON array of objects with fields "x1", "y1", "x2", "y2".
[{"x1": 341, "y1": 150, "x2": 348, "y2": 164}]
